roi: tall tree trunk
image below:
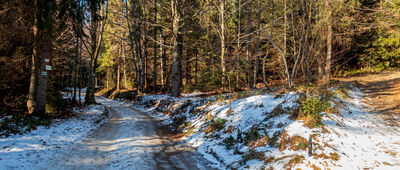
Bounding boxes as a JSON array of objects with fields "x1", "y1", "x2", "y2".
[
  {"x1": 170, "y1": 0, "x2": 181, "y2": 97},
  {"x1": 27, "y1": 0, "x2": 39, "y2": 114},
  {"x1": 163, "y1": 35, "x2": 168, "y2": 90},
  {"x1": 160, "y1": 32, "x2": 165, "y2": 87},
  {"x1": 136, "y1": 1, "x2": 144, "y2": 93},
  {"x1": 142, "y1": 0, "x2": 147, "y2": 92},
  {"x1": 85, "y1": 45, "x2": 96, "y2": 104},
  {"x1": 85, "y1": 1, "x2": 107, "y2": 105},
  {"x1": 73, "y1": 33, "x2": 79, "y2": 104},
  {"x1": 122, "y1": 43, "x2": 127, "y2": 89},
  {"x1": 220, "y1": 0, "x2": 226, "y2": 90},
  {"x1": 106, "y1": 67, "x2": 109, "y2": 90},
  {"x1": 178, "y1": 7, "x2": 184, "y2": 89},
  {"x1": 236, "y1": 0, "x2": 241, "y2": 89},
  {"x1": 323, "y1": 0, "x2": 332, "y2": 84},
  {"x1": 85, "y1": 10, "x2": 98, "y2": 105},
  {"x1": 194, "y1": 48, "x2": 198, "y2": 84},
  {"x1": 153, "y1": 0, "x2": 158, "y2": 92},
  {"x1": 246, "y1": 0, "x2": 252, "y2": 88},
  {"x1": 283, "y1": 0, "x2": 289, "y2": 86},
  {"x1": 116, "y1": 48, "x2": 121, "y2": 91},
  {"x1": 36, "y1": 38, "x2": 51, "y2": 115},
  {"x1": 124, "y1": 0, "x2": 140, "y2": 91},
  {"x1": 158, "y1": 0, "x2": 165, "y2": 88},
  {"x1": 253, "y1": 0, "x2": 260, "y2": 87},
  {"x1": 78, "y1": 38, "x2": 82, "y2": 104}
]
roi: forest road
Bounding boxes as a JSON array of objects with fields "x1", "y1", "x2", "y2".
[
  {"x1": 50, "y1": 97, "x2": 218, "y2": 170},
  {"x1": 339, "y1": 71, "x2": 400, "y2": 127}
]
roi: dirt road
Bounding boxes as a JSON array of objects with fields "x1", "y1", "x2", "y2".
[
  {"x1": 50, "y1": 97, "x2": 217, "y2": 169},
  {"x1": 339, "y1": 71, "x2": 400, "y2": 127}
]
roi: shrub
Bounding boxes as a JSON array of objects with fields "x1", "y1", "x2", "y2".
[
  {"x1": 243, "y1": 128, "x2": 261, "y2": 145},
  {"x1": 216, "y1": 93, "x2": 225, "y2": 102},
  {"x1": 45, "y1": 90, "x2": 72, "y2": 117},
  {"x1": 114, "y1": 90, "x2": 138, "y2": 100},
  {"x1": 335, "y1": 84, "x2": 351, "y2": 99},
  {"x1": 173, "y1": 100, "x2": 193, "y2": 115},
  {"x1": 242, "y1": 149, "x2": 265, "y2": 162},
  {"x1": 204, "y1": 118, "x2": 226, "y2": 134},
  {"x1": 223, "y1": 135, "x2": 235, "y2": 149},
  {"x1": 172, "y1": 115, "x2": 187, "y2": 131},
  {"x1": 237, "y1": 129, "x2": 243, "y2": 143},
  {"x1": 295, "y1": 93, "x2": 331, "y2": 128},
  {"x1": 234, "y1": 90, "x2": 252, "y2": 100}
]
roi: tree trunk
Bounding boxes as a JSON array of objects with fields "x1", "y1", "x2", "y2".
[
  {"x1": 170, "y1": 0, "x2": 181, "y2": 97},
  {"x1": 246, "y1": 0, "x2": 252, "y2": 88},
  {"x1": 153, "y1": 0, "x2": 158, "y2": 92},
  {"x1": 236, "y1": 0, "x2": 241, "y2": 89},
  {"x1": 160, "y1": 32, "x2": 165, "y2": 87},
  {"x1": 253, "y1": 0, "x2": 260, "y2": 87},
  {"x1": 85, "y1": 1, "x2": 107, "y2": 105},
  {"x1": 122, "y1": 43, "x2": 127, "y2": 89},
  {"x1": 27, "y1": 0, "x2": 39, "y2": 114},
  {"x1": 73, "y1": 33, "x2": 79, "y2": 104},
  {"x1": 263, "y1": 0, "x2": 274, "y2": 87},
  {"x1": 124, "y1": 0, "x2": 140, "y2": 91},
  {"x1": 142, "y1": 0, "x2": 147, "y2": 92},
  {"x1": 163, "y1": 35, "x2": 168, "y2": 90},
  {"x1": 323, "y1": 0, "x2": 332, "y2": 84},
  {"x1": 136, "y1": 1, "x2": 144, "y2": 93},
  {"x1": 220, "y1": 0, "x2": 226, "y2": 90},
  {"x1": 195, "y1": 48, "x2": 198, "y2": 84},
  {"x1": 283, "y1": 0, "x2": 289, "y2": 86},
  {"x1": 158, "y1": 0, "x2": 164, "y2": 88},
  {"x1": 117, "y1": 51, "x2": 121, "y2": 91},
  {"x1": 106, "y1": 67, "x2": 109, "y2": 90},
  {"x1": 78, "y1": 39, "x2": 82, "y2": 104},
  {"x1": 36, "y1": 39, "x2": 51, "y2": 115}
]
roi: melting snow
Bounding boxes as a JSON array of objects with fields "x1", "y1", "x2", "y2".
[
  {"x1": 0, "y1": 104, "x2": 108, "y2": 169},
  {"x1": 134, "y1": 88, "x2": 400, "y2": 169}
]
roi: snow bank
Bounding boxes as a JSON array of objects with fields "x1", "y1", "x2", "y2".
[
  {"x1": 133, "y1": 92, "x2": 299, "y2": 169},
  {"x1": 134, "y1": 87, "x2": 400, "y2": 169},
  {"x1": 0, "y1": 104, "x2": 108, "y2": 169}
]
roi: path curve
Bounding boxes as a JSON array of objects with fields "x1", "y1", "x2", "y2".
[
  {"x1": 50, "y1": 97, "x2": 218, "y2": 169},
  {"x1": 340, "y1": 71, "x2": 400, "y2": 127}
]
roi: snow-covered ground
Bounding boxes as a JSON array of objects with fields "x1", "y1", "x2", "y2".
[
  {"x1": 132, "y1": 88, "x2": 400, "y2": 169},
  {"x1": 0, "y1": 104, "x2": 108, "y2": 169},
  {"x1": 2, "y1": 86, "x2": 399, "y2": 169},
  {"x1": 293, "y1": 87, "x2": 400, "y2": 169}
]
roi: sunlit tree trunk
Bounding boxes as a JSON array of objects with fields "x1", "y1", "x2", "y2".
[
  {"x1": 122, "y1": 43, "x2": 127, "y2": 89},
  {"x1": 117, "y1": 47, "x2": 121, "y2": 91},
  {"x1": 124, "y1": 0, "x2": 140, "y2": 91},
  {"x1": 85, "y1": 1, "x2": 107, "y2": 105},
  {"x1": 283, "y1": 0, "x2": 288, "y2": 86},
  {"x1": 236, "y1": 0, "x2": 241, "y2": 88},
  {"x1": 27, "y1": 0, "x2": 39, "y2": 114},
  {"x1": 323, "y1": 0, "x2": 332, "y2": 84},
  {"x1": 220, "y1": 0, "x2": 226, "y2": 90}
]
